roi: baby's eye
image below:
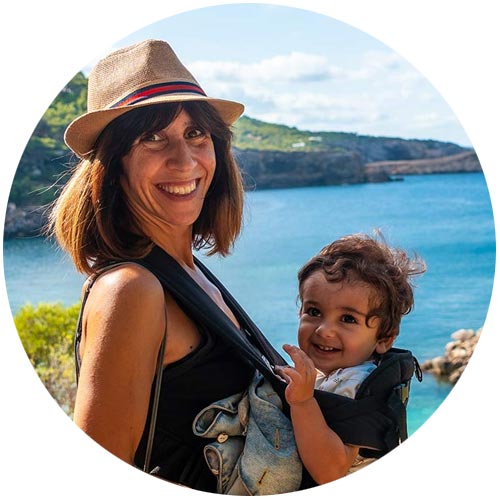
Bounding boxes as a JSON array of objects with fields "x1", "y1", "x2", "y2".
[
  {"x1": 305, "y1": 307, "x2": 321, "y2": 317},
  {"x1": 341, "y1": 314, "x2": 357, "y2": 324}
]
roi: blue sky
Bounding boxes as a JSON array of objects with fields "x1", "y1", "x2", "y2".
[{"x1": 82, "y1": 4, "x2": 470, "y2": 146}]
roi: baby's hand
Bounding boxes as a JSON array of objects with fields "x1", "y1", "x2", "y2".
[{"x1": 276, "y1": 344, "x2": 316, "y2": 406}]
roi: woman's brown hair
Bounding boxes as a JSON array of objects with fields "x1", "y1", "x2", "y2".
[
  {"x1": 297, "y1": 233, "x2": 426, "y2": 340},
  {"x1": 49, "y1": 101, "x2": 244, "y2": 274}
]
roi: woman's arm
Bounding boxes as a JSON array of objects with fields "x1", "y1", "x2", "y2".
[
  {"x1": 74, "y1": 264, "x2": 166, "y2": 464},
  {"x1": 278, "y1": 345, "x2": 359, "y2": 484}
]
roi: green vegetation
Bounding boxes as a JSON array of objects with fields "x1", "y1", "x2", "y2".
[
  {"x1": 10, "y1": 72, "x2": 87, "y2": 207},
  {"x1": 233, "y1": 115, "x2": 353, "y2": 153},
  {"x1": 234, "y1": 116, "x2": 328, "y2": 151},
  {"x1": 15, "y1": 302, "x2": 80, "y2": 415}
]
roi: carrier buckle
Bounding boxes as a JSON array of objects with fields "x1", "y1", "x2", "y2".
[{"x1": 395, "y1": 381, "x2": 410, "y2": 406}]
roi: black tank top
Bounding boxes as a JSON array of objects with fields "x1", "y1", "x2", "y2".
[
  {"x1": 134, "y1": 324, "x2": 254, "y2": 491},
  {"x1": 75, "y1": 259, "x2": 255, "y2": 492}
]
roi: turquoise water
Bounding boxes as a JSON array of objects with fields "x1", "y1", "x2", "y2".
[{"x1": 3, "y1": 173, "x2": 495, "y2": 434}]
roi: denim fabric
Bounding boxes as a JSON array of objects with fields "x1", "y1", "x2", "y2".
[
  {"x1": 192, "y1": 373, "x2": 302, "y2": 495},
  {"x1": 193, "y1": 388, "x2": 249, "y2": 439},
  {"x1": 203, "y1": 437, "x2": 246, "y2": 493}
]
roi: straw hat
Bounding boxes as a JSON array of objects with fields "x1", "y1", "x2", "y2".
[{"x1": 64, "y1": 39, "x2": 245, "y2": 157}]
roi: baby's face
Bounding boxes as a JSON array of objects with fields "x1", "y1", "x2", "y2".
[{"x1": 298, "y1": 272, "x2": 393, "y2": 375}]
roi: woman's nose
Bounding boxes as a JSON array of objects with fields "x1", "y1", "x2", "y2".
[{"x1": 166, "y1": 139, "x2": 196, "y2": 170}]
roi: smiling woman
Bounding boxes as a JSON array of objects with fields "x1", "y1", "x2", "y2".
[{"x1": 47, "y1": 39, "x2": 257, "y2": 491}]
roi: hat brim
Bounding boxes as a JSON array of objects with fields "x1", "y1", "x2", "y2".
[{"x1": 64, "y1": 94, "x2": 244, "y2": 157}]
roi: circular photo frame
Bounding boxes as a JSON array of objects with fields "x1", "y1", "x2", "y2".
[{"x1": 1, "y1": 2, "x2": 498, "y2": 499}]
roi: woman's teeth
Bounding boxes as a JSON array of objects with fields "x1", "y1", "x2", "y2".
[{"x1": 159, "y1": 180, "x2": 197, "y2": 195}]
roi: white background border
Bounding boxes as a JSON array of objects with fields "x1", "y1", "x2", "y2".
[{"x1": 1, "y1": 1, "x2": 498, "y2": 498}]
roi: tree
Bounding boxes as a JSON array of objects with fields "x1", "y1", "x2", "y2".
[{"x1": 14, "y1": 302, "x2": 80, "y2": 415}]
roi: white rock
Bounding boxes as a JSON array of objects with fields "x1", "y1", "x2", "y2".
[{"x1": 451, "y1": 329, "x2": 475, "y2": 341}]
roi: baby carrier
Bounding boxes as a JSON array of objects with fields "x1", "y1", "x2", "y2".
[{"x1": 136, "y1": 246, "x2": 422, "y2": 489}]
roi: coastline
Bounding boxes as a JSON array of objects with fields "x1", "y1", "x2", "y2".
[{"x1": 4, "y1": 159, "x2": 483, "y2": 240}]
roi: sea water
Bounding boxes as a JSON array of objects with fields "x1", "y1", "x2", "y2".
[{"x1": 3, "y1": 172, "x2": 495, "y2": 435}]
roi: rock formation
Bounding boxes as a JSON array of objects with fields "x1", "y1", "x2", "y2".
[
  {"x1": 4, "y1": 203, "x2": 46, "y2": 238},
  {"x1": 421, "y1": 328, "x2": 481, "y2": 384},
  {"x1": 365, "y1": 151, "x2": 481, "y2": 177},
  {"x1": 234, "y1": 148, "x2": 386, "y2": 190}
]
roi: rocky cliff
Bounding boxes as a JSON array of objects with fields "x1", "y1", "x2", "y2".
[
  {"x1": 330, "y1": 135, "x2": 467, "y2": 164},
  {"x1": 234, "y1": 148, "x2": 390, "y2": 190},
  {"x1": 4, "y1": 203, "x2": 47, "y2": 239},
  {"x1": 365, "y1": 150, "x2": 481, "y2": 177}
]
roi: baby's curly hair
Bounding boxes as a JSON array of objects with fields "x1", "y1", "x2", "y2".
[{"x1": 298, "y1": 233, "x2": 426, "y2": 340}]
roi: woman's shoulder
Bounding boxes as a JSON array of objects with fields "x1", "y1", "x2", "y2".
[
  {"x1": 81, "y1": 262, "x2": 166, "y2": 346},
  {"x1": 82, "y1": 262, "x2": 166, "y2": 322},
  {"x1": 84, "y1": 262, "x2": 164, "y2": 299}
]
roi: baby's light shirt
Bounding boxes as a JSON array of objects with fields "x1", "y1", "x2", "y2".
[{"x1": 314, "y1": 360, "x2": 377, "y2": 399}]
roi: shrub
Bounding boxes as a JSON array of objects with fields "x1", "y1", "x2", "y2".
[{"x1": 14, "y1": 302, "x2": 80, "y2": 415}]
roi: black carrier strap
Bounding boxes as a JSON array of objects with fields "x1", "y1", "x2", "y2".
[{"x1": 136, "y1": 246, "x2": 420, "y2": 457}]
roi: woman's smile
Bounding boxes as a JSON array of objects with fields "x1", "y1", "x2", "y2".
[{"x1": 156, "y1": 179, "x2": 200, "y2": 198}]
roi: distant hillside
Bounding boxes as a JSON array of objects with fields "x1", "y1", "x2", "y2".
[
  {"x1": 5, "y1": 72, "x2": 481, "y2": 238},
  {"x1": 231, "y1": 116, "x2": 479, "y2": 189},
  {"x1": 233, "y1": 116, "x2": 470, "y2": 162}
]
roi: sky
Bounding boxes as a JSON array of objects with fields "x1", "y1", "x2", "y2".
[{"x1": 80, "y1": 4, "x2": 471, "y2": 146}]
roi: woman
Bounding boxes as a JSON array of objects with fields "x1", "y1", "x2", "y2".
[{"x1": 50, "y1": 39, "x2": 256, "y2": 491}]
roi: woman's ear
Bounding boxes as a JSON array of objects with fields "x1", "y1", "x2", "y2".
[{"x1": 375, "y1": 335, "x2": 395, "y2": 354}]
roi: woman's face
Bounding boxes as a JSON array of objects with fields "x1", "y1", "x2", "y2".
[{"x1": 120, "y1": 109, "x2": 216, "y2": 234}]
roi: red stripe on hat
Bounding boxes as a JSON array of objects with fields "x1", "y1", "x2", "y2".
[{"x1": 112, "y1": 81, "x2": 206, "y2": 108}]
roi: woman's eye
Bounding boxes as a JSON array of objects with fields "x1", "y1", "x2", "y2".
[
  {"x1": 306, "y1": 307, "x2": 321, "y2": 317},
  {"x1": 187, "y1": 127, "x2": 207, "y2": 139},
  {"x1": 144, "y1": 132, "x2": 164, "y2": 142},
  {"x1": 140, "y1": 132, "x2": 167, "y2": 150},
  {"x1": 341, "y1": 314, "x2": 357, "y2": 324}
]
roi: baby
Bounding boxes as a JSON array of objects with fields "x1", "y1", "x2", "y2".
[{"x1": 278, "y1": 233, "x2": 425, "y2": 484}]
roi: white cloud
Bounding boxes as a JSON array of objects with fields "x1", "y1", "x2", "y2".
[
  {"x1": 361, "y1": 50, "x2": 405, "y2": 72},
  {"x1": 190, "y1": 52, "x2": 341, "y2": 84}
]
